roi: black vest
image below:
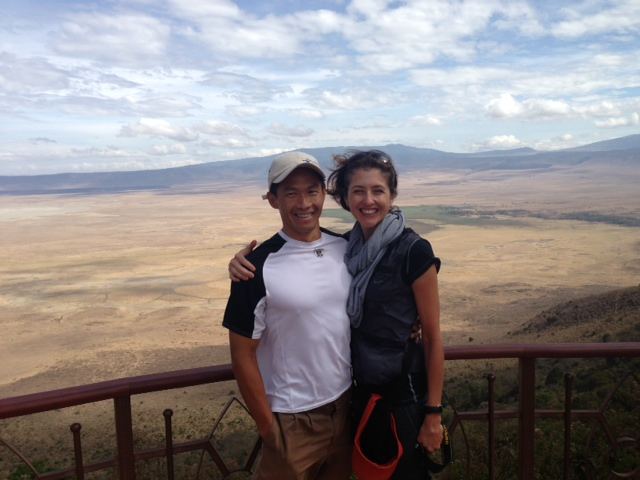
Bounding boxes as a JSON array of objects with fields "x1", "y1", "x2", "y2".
[{"x1": 351, "y1": 228, "x2": 426, "y2": 389}]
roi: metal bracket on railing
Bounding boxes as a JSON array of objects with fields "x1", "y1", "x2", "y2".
[
  {"x1": 194, "y1": 395, "x2": 261, "y2": 480},
  {"x1": 0, "y1": 436, "x2": 43, "y2": 479},
  {"x1": 580, "y1": 370, "x2": 640, "y2": 479}
]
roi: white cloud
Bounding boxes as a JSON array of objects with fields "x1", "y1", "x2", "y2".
[
  {"x1": 169, "y1": 0, "x2": 547, "y2": 73},
  {"x1": 119, "y1": 119, "x2": 198, "y2": 142},
  {"x1": 71, "y1": 146, "x2": 133, "y2": 157},
  {"x1": 524, "y1": 99, "x2": 572, "y2": 117},
  {"x1": 201, "y1": 71, "x2": 291, "y2": 103},
  {"x1": 552, "y1": 1, "x2": 640, "y2": 38},
  {"x1": 226, "y1": 105, "x2": 266, "y2": 117},
  {"x1": 0, "y1": 54, "x2": 202, "y2": 118},
  {"x1": 343, "y1": 1, "x2": 545, "y2": 72},
  {"x1": 409, "y1": 115, "x2": 442, "y2": 126},
  {"x1": 591, "y1": 54, "x2": 625, "y2": 67},
  {"x1": 267, "y1": 123, "x2": 314, "y2": 137},
  {"x1": 411, "y1": 48, "x2": 640, "y2": 103},
  {"x1": 411, "y1": 66, "x2": 510, "y2": 89},
  {"x1": 149, "y1": 143, "x2": 187, "y2": 155},
  {"x1": 486, "y1": 93, "x2": 524, "y2": 118},
  {"x1": 574, "y1": 101, "x2": 621, "y2": 118},
  {"x1": 30, "y1": 137, "x2": 57, "y2": 144},
  {"x1": 486, "y1": 93, "x2": 620, "y2": 120},
  {"x1": 486, "y1": 94, "x2": 572, "y2": 119},
  {"x1": 346, "y1": 0, "x2": 388, "y2": 17},
  {"x1": 202, "y1": 137, "x2": 256, "y2": 148},
  {"x1": 288, "y1": 109, "x2": 324, "y2": 119},
  {"x1": 310, "y1": 88, "x2": 403, "y2": 110},
  {"x1": 0, "y1": 52, "x2": 70, "y2": 93},
  {"x1": 196, "y1": 120, "x2": 250, "y2": 137},
  {"x1": 167, "y1": 0, "x2": 241, "y2": 19},
  {"x1": 128, "y1": 95, "x2": 202, "y2": 118},
  {"x1": 51, "y1": 13, "x2": 170, "y2": 65},
  {"x1": 316, "y1": 90, "x2": 362, "y2": 109},
  {"x1": 194, "y1": 121, "x2": 255, "y2": 148},
  {"x1": 170, "y1": 0, "x2": 322, "y2": 59},
  {"x1": 238, "y1": 147, "x2": 288, "y2": 159},
  {"x1": 474, "y1": 134, "x2": 525, "y2": 151},
  {"x1": 492, "y1": 2, "x2": 544, "y2": 36},
  {"x1": 534, "y1": 133, "x2": 576, "y2": 150},
  {"x1": 595, "y1": 112, "x2": 640, "y2": 128},
  {"x1": 560, "y1": 133, "x2": 574, "y2": 142},
  {"x1": 510, "y1": 71, "x2": 613, "y2": 97}
]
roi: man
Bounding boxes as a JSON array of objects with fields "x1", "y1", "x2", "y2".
[{"x1": 222, "y1": 151, "x2": 352, "y2": 480}]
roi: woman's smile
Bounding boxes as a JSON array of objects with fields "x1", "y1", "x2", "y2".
[{"x1": 347, "y1": 168, "x2": 395, "y2": 240}]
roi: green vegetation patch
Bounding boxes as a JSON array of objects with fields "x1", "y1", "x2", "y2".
[
  {"x1": 479, "y1": 208, "x2": 640, "y2": 227},
  {"x1": 445, "y1": 353, "x2": 640, "y2": 479},
  {"x1": 324, "y1": 204, "x2": 640, "y2": 229},
  {"x1": 322, "y1": 205, "x2": 527, "y2": 228},
  {"x1": 8, "y1": 460, "x2": 56, "y2": 480},
  {"x1": 555, "y1": 211, "x2": 640, "y2": 227}
]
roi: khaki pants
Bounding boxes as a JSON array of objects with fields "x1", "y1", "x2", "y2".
[{"x1": 255, "y1": 390, "x2": 352, "y2": 480}]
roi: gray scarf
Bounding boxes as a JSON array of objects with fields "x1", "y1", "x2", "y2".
[{"x1": 345, "y1": 208, "x2": 406, "y2": 328}]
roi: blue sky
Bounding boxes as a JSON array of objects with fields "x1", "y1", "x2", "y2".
[{"x1": 1, "y1": 0, "x2": 638, "y2": 175}]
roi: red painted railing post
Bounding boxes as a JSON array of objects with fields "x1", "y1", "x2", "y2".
[
  {"x1": 518, "y1": 357, "x2": 535, "y2": 480},
  {"x1": 487, "y1": 373, "x2": 496, "y2": 480},
  {"x1": 70, "y1": 423, "x2": 84, "y2": 480},
  {"x1": 114, "y1": 395, "x2": 136, "y2": 480},
  {"x1": 164, "y1": 409, "x2": 175, "y2": 480},
  {"x1": 563, "y1": 373, "x2": 574, "y2": 480}
]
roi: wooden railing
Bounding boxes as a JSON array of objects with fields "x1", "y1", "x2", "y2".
[{"x1": 1, "y1": 343, "x2": 639, "y2": 479}]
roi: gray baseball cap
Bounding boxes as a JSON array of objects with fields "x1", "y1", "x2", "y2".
[{"x1": 264, "y1": 151, "x2": 325, "y2": 198}]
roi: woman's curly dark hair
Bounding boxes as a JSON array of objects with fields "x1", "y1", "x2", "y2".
[{"x1": 326, "y1": 150, "x2": 398, "y2": 211}]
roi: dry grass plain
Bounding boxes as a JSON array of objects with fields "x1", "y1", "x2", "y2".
[
  {"x1": 1, "y1": 163, "x2": 639, "y2": 477},
  {"x1": 1, "y1": 164, "x2": 639, "y2": 396}
]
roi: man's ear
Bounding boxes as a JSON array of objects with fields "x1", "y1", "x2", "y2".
[{"x1": 266, "y1": 191, "x2": 279, "y2": 209}]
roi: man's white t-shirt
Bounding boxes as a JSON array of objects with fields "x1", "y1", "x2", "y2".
[{"x1": 223, "y1": 229, "x2": 352, "y2": 413}]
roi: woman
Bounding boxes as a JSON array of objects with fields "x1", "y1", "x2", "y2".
[{"x1": 231, "y1": 150, "x2": 444, "y2": 479}]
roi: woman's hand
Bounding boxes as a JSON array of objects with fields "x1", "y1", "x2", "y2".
[
  {"x1": 228, "y1": 240, "x2": 258, "y2": 281},
  {"x1": 417, "y1": 414, "x2": 443, "y2": 454}
]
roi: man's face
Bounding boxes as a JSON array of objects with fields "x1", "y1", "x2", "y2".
[{"x1": 267, "y1": 168, "x2": 325, "y2": 242}]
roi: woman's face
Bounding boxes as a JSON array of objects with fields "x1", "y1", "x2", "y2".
[{"x1": 346, "y1": 167, "x2": 395, "y2": 239}]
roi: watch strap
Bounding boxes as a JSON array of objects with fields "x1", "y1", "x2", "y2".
[{"x1": 423, "y1": 404, "x2": 443, "y2": 415}]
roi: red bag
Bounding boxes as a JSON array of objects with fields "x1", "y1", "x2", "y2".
[{"x1": 352, "y1": 394, "x2": 404, "y2": 480}]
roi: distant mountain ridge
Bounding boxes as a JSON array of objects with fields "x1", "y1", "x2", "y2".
[
  {"x1": 564, "y1": 133, "x2": 640, "y2": 152},
  {"x1": 1, "y1": 134, "x2": 638, "y2": 195}
]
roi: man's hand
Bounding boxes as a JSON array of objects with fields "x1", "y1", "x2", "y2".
[
  {"x1": 229, "y1": 240, "x2": 258, "y2": 281},
  {"x1": 229, "y1": 332, "x2": 273, "y2": 442},
  {"x1": 258, "y1": 414, "x2": 276, "y2": 439}
]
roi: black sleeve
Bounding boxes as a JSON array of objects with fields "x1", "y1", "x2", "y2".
[
  {"x1": 222, "y1": 233, "x2": 284, "y2": 338},
  {"x1": 403, "y1": 238, "x2": 441, "y2": 285},
  {"x1": 222, "y1": 277, "x2": 265, "y2": 338}
]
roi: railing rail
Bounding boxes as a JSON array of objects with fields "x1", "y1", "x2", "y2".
[{"x1": 1, "y1": 342, "x2": 639, "y2": 479}]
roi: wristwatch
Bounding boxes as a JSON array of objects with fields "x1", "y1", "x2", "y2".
[{"x1": 423, "y1": 404, "x2": 443, "y2": 415}]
